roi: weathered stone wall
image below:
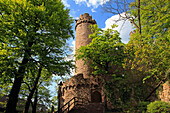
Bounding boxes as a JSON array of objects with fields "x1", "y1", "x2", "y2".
[
  {"x1": 75, "y1": 13, "x2": 96, "y2": 78},
  {"x1": 59, "y1": 74, "x2": 105, "y2": 110},
  {"x1": 159, "y1": 81, "x2": 170, "y2": 102}
]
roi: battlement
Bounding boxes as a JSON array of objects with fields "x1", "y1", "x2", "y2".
[
  {"x1": 61, "y1": 73, "x2": 99, "y2": 94},
  {"x1": 75, "y1": 13, "x2": 96, "y2": 30},
  {"x1": 129, "y1": 30, "x2": 136, "y2": 36}
]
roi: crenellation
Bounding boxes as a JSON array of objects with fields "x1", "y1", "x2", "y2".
[
  {"x1": 79, "y1": 14, "x2": 83, "y2": 19},
  {"x1": 83, "y1": 13, "x2": 89, "y2": 17},
  {"x1": 75, "y1": 13, "x2": 96, "y2": 30}
]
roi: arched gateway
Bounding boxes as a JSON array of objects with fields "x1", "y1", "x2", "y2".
[{"x1": 91, "y1": 91, "x2": 102, "y2": 103}]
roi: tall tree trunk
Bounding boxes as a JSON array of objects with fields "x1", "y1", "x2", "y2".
[
  {"x1": 138, "y1": 0, "x2": 141, "y2": 34},
  {"x1": 145, "y1": 77, "x2": 168, "y2": 101},
  {"x1": 24, "y1": 67, "x2": 42, "y2": 113},
  {"x1": 5, "y1": 38, "x2": 33, "y2": 113},
  {"x1": 145, "y1": 69, "x2": 170, "y2": 101},
  {"x1": 5, "y1": 57, "x2": 29, "y2": 113},
  {"x1": 32, "y1": 88, "x2": 38, "y2": 113}
]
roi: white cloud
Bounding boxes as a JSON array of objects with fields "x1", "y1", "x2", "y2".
[
  {"x1": 74, "y1": 17, "x2": 79, "y2": 20},
  {"x1": 62, "y1": 0, "x2": 70, "y2": 7},
  {"x1": 103, "y1": 13, "x2": 134, "y2": 44},
  {"x1": 91, "y1": 8, "x2": 96, "y2": 12},
  {"x1": 64, "y1": 40, "x2": 75, "y2": 76},
  {"x1": 74, "y1": 0, "x2": 109, "y2": 8},
  {"x1": 70, "y1": 9, "x2": 79, "y2": 19},
  {"x1": 71, "y1": 41, "x2": 75, "y2": 55},
  {"x1": 65, "y1": 40, "x2": 75, "y2": 61}
]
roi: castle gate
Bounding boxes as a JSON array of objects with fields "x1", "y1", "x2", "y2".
[{"x1": 91, "y1": 91, "x2": 102, "y2": 103}]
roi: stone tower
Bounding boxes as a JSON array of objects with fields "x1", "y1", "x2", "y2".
[
  {"x1": 75, "y1": 13, "x2": 96, "y2": 78},
  {"x1": 57, "y1": 13, "x2": 105, "y2": 113}
]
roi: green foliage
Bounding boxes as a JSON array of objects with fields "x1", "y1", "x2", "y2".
[
  {"x1": 76, "y1": 23, "x2": 154, "y2": 112},
  {"x1": 0, "y1": 0, "x2": 74, "y2": 78},
  {"x1": 76, "y1": 24, "x2": 125, "y2": 76},
  {"x1": 125, "y1": 0, "x2": 170, "y2": 83},
  {"x1": 147, "y1": 101, "x2": 170, "y2": 113},
  {"x1": 0, "y1": 0, "x2": 74, "y2": 111},
  {"x1": 137, "y1": 101, "x2": 150, "y2": 112},
  {"x1": 19, "y1": 67, "x2": 54, "y2": 108},
  {"x1": 104, "y1": 78, "x2": 152, "y2": 112}
]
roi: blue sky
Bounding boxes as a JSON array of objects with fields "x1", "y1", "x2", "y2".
[{"x1": 63, "y1": 0, "x2": 133, "y2": 47}]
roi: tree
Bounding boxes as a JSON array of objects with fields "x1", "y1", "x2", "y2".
[
  {"x1": 0, "y1": 0, "x2": 74, "y2": 112},
  {"x1": 103, "y1": 0, "x2": 141, "y2": 33},
  {"x1": 103, "y1": 0, "x2": 169, "y2": 99},
  {"x1": 75, "y1": 25, "x2": 149, "y2": 111},
  {"x1": 23, "y1": 65, "x2": 42, "y2": 113},
  {"x1": 124, "y1": 0, "x2": 170, "y2": 100},
  {"x1": 0, "y1": 43, "x2": 16, "y2": 84},
  {"x1": 76, "y1": 24, "x2": 125, "y2": 77},
  {"x1": 21, "y1": 68, "x2": 57, "y2": 113}
]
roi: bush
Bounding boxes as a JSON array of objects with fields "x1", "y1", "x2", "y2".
[
  {"x1": 147, "y1": 101, "x2": 170, "y2": 113},
  {"x1": 137, "y1": 101, "x2": 150, "y2": 112}
]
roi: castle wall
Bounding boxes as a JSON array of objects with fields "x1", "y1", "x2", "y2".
[
  {"x1": 159, "y1": 81, "x2": 170, "y2": 102},
  {"x1": 58, "y1": 73, "x2": 106, "y2": 110}
]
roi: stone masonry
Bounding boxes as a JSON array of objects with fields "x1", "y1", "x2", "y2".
[
  {"x1": 75, "y1": 13, "x2": 96, "y2": 79},
  {"x1": 159, "y1": 81, "x2": 170, "y2": 102}
]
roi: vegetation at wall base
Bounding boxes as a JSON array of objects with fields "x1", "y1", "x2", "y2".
[{"x1": 147, "y1": 101, "x2": 170, "y2": 113}]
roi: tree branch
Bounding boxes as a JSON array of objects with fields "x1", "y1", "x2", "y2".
[{"x1": 22, "y1": 82, "x2": 31, "y2": 92}]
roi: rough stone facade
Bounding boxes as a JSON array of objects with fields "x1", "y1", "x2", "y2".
[
  {"x1": 159, "y1": 81, "x2": 170, "y2": 102},
  {"x1": 75, "y1": 13, "x2": 96, "y2": 78},
  {"x1": 59, "y1": 74, "x2": 105, "y2": 109}
]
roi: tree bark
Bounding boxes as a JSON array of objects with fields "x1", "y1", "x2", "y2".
[
  {"x1": 24, "y1": 67, "x2": 42, "y2": 113},
  {"x1": 144, "y1": 77, "x2": 167, "y2": 101},
  {"x1": 137, "y1": 0, "x2": 141, "y2": 34},
  {"x1": 32, "y1": 88, "x2": 38, "y2": 113},
  {"x1": 145, "y1": 69, "x2": 169, "y2": 101},
  {"x1": 5, "y1": 57, "x2": 29, "y2": 113}
]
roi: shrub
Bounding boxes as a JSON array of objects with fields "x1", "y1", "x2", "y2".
[
  {"x1": 137, "y1": 101, "x2": 150, "y2": 112},
  {"x1": 147, "y1": 101, "x2": 170, "y2": 113}
]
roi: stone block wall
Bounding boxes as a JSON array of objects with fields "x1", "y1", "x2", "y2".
[
  {"x1": 59, "y1": 74, "x2": 105, "y2": 106},
  {"x1": 159, "y1": 81, "x2": 170, "y2": 102},
  {"x1": 75, "y1": 13, "x2": 96, "y2": 78}
]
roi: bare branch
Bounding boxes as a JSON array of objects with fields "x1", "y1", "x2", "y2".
[
  {"x1": 102, "y1": 0, "x2": 141, "y2": 31},
  {"x1": 137, "y1": 0, "x2": 141, "y2": 34}
]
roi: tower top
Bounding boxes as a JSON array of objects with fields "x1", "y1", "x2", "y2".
[{"x1": 75, "y1": 13, "x2": 96, "y2": 30}]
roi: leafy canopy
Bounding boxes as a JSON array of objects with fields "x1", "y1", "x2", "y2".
[
  {"x1": 0, "y1": 0, "x2": 74, "y2": 78},
  {"x1": 76, "y1": 24, "x2": 125, "y2": 76},
  {"x1": 124, "y1": 0, "x2": 170, "y2": 82},
  {"x1": 0, "y1": 0, "x2": 74, "y2": 112}
]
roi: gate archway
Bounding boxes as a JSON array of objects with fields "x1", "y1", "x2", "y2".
[{"x1": 91, "y1": 91, "x2": 102, "y2": 103}]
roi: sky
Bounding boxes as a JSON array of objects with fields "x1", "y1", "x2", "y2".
[
  {"x1": 50, "y1": 0, "x2": 134, "y2": 94},
  {"x1": 63, "y1": 0, "x2": 134, "y2": 46},
  {"x1": 63, "y1": 0, "x2": 134, "y2": 66},
  {"x1": 62, "y1": 0, "x2": 134, "y2": 64}
]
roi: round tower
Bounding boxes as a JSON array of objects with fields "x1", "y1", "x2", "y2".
[{"x1": 75, "y1": 13, "x2": 96, "y2": 78}]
